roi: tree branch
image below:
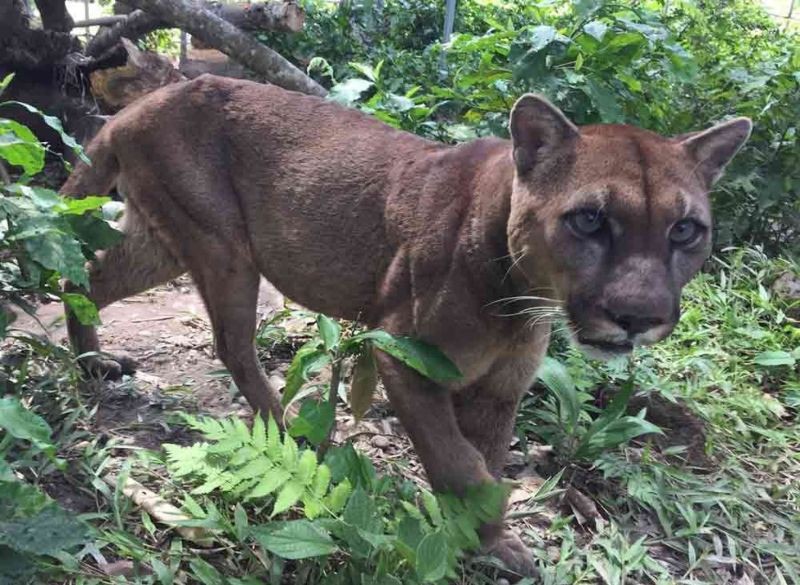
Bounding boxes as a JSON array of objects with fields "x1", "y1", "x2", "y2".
[{"x1": 122, "y1": 0, "x2": 326, "y2": 96}]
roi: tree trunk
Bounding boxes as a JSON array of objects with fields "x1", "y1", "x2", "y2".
[
  {"x1": 123, "y1": 0, "x2": 326, "y2": 96},
  {"x1": 33, "y1": 0, "x2": 73, "y2": 31}
]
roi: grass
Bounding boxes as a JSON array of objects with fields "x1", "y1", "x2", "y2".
[{"x1": 0, "y1": 245, "x2": 798, "y2": 584}]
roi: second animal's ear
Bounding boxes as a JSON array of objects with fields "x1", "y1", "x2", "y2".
[
  {"x1": 509, "y1": 94, "x2": 579, "y2": 175},
  {"x1": 680, "y1": 117, "x2": 752, "y2": 187}
]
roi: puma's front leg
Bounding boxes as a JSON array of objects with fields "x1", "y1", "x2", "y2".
[
  {"x1": 376, "y1": 353, "x2": 539, "y2": 578},
  {"x1": 452, "y1": 354, "x2": 544, "y2": 578}
]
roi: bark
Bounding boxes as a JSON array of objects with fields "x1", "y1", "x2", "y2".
[
  {"x1": 123, "y1": 0, "x2": 326, "y2": 96},
  {"x1": 210, "y1": 2, "x2": 305, "y2": 34},
  {"x1": 85, "y1": 10, "x2": 162, "y2": 57}
]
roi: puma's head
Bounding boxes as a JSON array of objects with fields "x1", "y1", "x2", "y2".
[{"x1": 506, "y1": 94, "x2": 751, "y2": 359}]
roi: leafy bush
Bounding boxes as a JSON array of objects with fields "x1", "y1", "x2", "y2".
[{"x1": 268, "y1": 0, "x2": 799, "y2": 255}]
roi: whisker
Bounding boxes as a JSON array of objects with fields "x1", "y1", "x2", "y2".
[
  {"x1": 487, "y1": 295, "x2": 564, "y2": 307},
  {"x1": 501, "y1": 249, "x2": 527, "y2": 284}
]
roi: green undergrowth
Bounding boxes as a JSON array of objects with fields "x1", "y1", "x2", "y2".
[{"x1": 1, "y1": 246, "x2": 797, "y2": 584}]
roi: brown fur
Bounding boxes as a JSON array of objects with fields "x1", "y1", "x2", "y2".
[{"x1": 60, "y1": 75, "x2": 751, "y2": 576}]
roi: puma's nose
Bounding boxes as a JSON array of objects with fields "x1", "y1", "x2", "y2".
[{"x1": 604, "y1": 308, "x2": 666, "y2": 335}]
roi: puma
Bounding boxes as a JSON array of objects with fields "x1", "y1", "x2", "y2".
[{"x1": 60, "y1": 74, "x2": 751, "y2": 576}]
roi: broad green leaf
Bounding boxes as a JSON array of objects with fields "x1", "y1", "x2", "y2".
[
  {"x1": 68, "y1": 212, "x2": 123, "y2": 251},
  {"x1": 21, "y1": 228, "x2": 89, "y2": 286},
  {"x1": 350, "y1": 344, "x2": 378, "y2": 421},
  {"x1": 343, "y1": 487, "x2": 381, "y2": 533},
  {"x1": 58, "y1": 196, "x2": 111, "y2": 215},
  {"x1": 253, "y1": 520, "x2": 338, "y2": 559},
  {"x1": 316, "y1": 314, "x2": 341, "y2": 352},
  {"x1": 4, "y1": 100, "x2": 90, "y2": 164},
  {"x1": 0, "y1": 120, "x2": 45, "y2": 174},
  {"x1": 754, "y1": 351, "x2": 796, "y2": 367},
  {"x1": 0, "y1": 502, "x2": 87, "y2": 556},
  {"x1": 61, "y1": 292, "x2": 100, "y2": 325},
  {"x1": 356, "y1": 330, "x2": 461, "y2": 381},
  {"x1": 415, "y1": 530, "x2": 449, "y2": 582},
  {"x1": 288, "y1": 398, "x2": 335, "y2": 445},
  {"x1": 0, "y1": 397, "x2": 53, "y2": 450}
]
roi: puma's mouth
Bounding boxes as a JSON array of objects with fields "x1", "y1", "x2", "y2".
[{"x1": 575, "y1": 336, "x2": 633, "y2": 360}]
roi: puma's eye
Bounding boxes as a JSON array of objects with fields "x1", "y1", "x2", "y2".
[
  {"x1": 669, "y1": 219, "x2": 703, "y2": 246},
  {"x1": 566, "y1": 209, "x2": 606, "y2": 236}
]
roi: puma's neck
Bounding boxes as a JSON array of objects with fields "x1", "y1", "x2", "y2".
[{"x1": 457, "y1": 139, "x2": 528, "y2": 304}]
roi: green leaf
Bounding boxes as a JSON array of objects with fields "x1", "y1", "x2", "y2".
[
  {"x1": 0, "y1": 73, "x2": 14, "y2": 95},
  {"x1": 0, "y1": 397, "x2": 53, "y2": 450},
  {"x1": 356, "y1": 330, "x2": 461, "y2": 381},
  {"x1": 326, "y1": 479, "x2": 352, "y2": 514},
  {"x1": 253, "y1": 520, "x2": 338, "y2": 559},
  {"x1": 282, "y1": 340, "x2": 330, "y2": 406},
  {"x1": 58, "y1": 196, "x2": 110, "y2": 215},
  {"x1": 0, "y1": 502, "x2": 87, "y2": 556},
  {"x1": 415, "y1": 530, "x2": 449, "y2": 582},
  {"x1": 350, "y1": 344, "x2": 378, "y2": 421},
  {"x1": 21, "y1": 228, "x2": 89, "y2": 286},
  {"x1": 583, "y1": 20, "x2": 608, "y2": 41},
  {"x1": 537, "y1": 357, "x2": 580, "y2": 432},
  {"x1": 4, "y1": 100, "x2": 90, "y2": 164},
  {"x1": 247, "y1": 468, "x2": 291, "y2": 500},
  {"x1": 61, "y1": 292, "x2": 100, "y2": 325},
  {"x1": 288, "y1": 398, "x2": 335, "y2": 445},
  {"x1": 754, "y1": 351, "x2": 796, "y2": 367},
  {"x1": 66, "y1": 212, "x2": 124, "y2": 251},
  {"x1": 272, "y1": 480, "x2": 305, "y2": 516},
  {"x1": 526, "y1": 25, "x2": 557, "y2": 53},
  {"x1": 0, "y1": 119, "x2": 45, "y2": 174},
  {"x1": 343, "y1": 488, "x2": 381, "y2": 533},
  {"x1": 329, "y1": 78, "x2": 374, "y2": 106},
  {"x1": 316, "y1": 314, "x2": 341, "y2": 352}
]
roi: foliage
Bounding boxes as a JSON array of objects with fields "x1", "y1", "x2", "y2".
[
  {"x1": 283, "y1": 312, "x2": 460, "y2": 449},
  {"x1": 0, "y1": 73, "x2": 121, "y2": 334},
  {"x1": 268, "y1": 0, "x2": 799, "y2": 255},
  {"x1": 0, "y1": 75, "x2": 119, "y2": 583},
  {"x1": 164, "y1": 413, "x2": 351, "y2": 519},
  {"x1": 0, "y1": 399, "x2": 88, "y2": 583},
  {"x1": 519, "y1": 357, "x2": 663, "y2": 462}
]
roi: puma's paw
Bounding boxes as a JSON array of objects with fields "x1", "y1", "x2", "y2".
[
  {"x1": 81, "y1": 353, "x2": 138, "y2": 380},
  {"x1": 483, "y1": 529, "x2": 540, "y2": 580}
]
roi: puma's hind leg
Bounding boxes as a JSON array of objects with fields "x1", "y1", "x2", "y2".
[{"x1": 65, "y1": 206, "x2": 184, "y2": 379}]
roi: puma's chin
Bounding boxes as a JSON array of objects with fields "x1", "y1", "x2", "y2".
[{"x1": 574, "y1": 336, "x2": 634, "y2": 361}]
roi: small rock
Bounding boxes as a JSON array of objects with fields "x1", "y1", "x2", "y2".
[
  {"x1": 496, "y1": 579, "x2": 510, "y2": 585},
  {"x1": 370, "y1": 435, "x2": 390, "y2": 450}
]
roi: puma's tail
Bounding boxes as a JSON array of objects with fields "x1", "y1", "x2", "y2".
[{"x1": 59, "y1": 125, "x2": 119, "y2": 198}]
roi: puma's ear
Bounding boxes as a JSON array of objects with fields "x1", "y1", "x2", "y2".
[
  {"x1": 509, "y1": 94, "x2": 579, "y2": 174},
  {"x1": 680, "y1": 117, "x2": 752, "y2": 187}
]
